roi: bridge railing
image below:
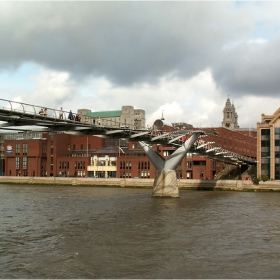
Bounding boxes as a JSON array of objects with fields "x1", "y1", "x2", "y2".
[
  {"x1": 0, "y1": 99, "x2": 75, "y2": 122},
  {"x1": 0, "y1": 98, "x2": 147, "y2": 128}
]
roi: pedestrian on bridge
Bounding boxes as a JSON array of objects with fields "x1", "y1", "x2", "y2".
[
  {"x1": 39, "y1": 108, "x2": 44, "y2": 115},
  {"x1": 68, "y1": 110, "x2": 73, "y2": 120},
  {"x1": 75, "y1": 114, "x2": 81, "y2": 122},
  {"x1": 59, "y1": 107, "x2": 63, "y2": 119},
  {"x1": 42, "y1": 108, "x2": 47, "y2": 116}
]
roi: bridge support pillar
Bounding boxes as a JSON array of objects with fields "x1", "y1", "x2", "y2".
[
  {"x1": 139, "y1": 132, "x2": 202, "y2": 198},
  {"x1": 153, "y1": 170, "x2": 179, "y2": 197}
]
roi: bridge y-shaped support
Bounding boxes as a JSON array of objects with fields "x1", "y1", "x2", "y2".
[{"x1": 139, "y1": 132, "x2": 202, "y2": 198}]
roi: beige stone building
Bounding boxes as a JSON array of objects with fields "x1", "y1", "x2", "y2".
[
  {"x1": 77, "y1": 106, "x2": 145, "y2": 129},
  {"x1": 257, "y1": 108, "x2": 280, "y2": 180}
]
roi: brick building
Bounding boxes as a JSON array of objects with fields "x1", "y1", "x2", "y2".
[
  {"x1": 5, "y1": 138, "x2": 47, "y2": 177},
  {"x1": 4, "y1": 133, "x2": 105, "y2": 177},
  {"x1": 3, "y1": 125, "x2": 257, "y2": 179},
  {"x1": 257, "y1": 108, "x2": 280, "y2": 180}
]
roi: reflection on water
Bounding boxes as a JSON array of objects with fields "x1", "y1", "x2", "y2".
[{"x1": 1, "y1": 185, "x2": 280, "y2": 278}]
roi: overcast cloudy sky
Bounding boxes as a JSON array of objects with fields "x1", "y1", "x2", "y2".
[{"x1": 0, "y1": 1, "x2": 280, "y2": 128}]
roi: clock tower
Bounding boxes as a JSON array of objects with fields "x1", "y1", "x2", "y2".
[{"x1": 222, "y1": 95, "x2": 239, "y2": 130}]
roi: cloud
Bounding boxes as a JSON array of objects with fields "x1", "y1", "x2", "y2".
[
  {"x1": 0, "y1": 2, "x2": 255, "y2": 87},
  {"x1": 28, "y1": 68, "x2": 76, "y2": 109},
  {"x1": 0, "y1": 1, "x2": 279, "y2": 130}
]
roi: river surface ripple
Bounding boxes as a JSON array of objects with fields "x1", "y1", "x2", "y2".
[{"x1": 1, "y1": 185, "x2": 280, "y2": 279}]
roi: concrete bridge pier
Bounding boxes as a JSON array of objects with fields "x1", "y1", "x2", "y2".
[{"x1": 139, "y1": 132, "x2": 202, "y2": 198}]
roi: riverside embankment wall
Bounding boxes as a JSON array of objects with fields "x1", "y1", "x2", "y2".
[{"x1": 0, "y1": 176, "x2": 280, "y2": 192}]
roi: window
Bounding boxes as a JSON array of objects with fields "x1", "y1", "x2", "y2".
[
  {"x1": 42, "y1": 143, "x2": 46, "y2": 155},
  {"x1": 261, "y1": 129, "x2": 270, "y2": 136},
  {"x1": 261, "y1": 140, "x2": 270, "y2": 147},
  {"x1": 23, "y1": 144, "x2": 27, "y2": 155},
  {"x1": 163, "y1": 150, "x2": 172, "y2": 156},
  {"x1": 212, "y1": 160, "x2": 216, "y2": 169},
  {"x1": 16, "y1": 144, "x2": 20, "y2": 155},
  {"x1": 59, "y1": 161, "x2": 69, "y2": 169},
  {"x1": 261, "y1": 163, "x2": 270, "y2": 171},
  {"x1": 275, "y1": 163, "x2": 280, "y2": 180},
  {"x1": 77, "y1": 171, "x2": 86, "y2": 177},
  {"x1": 23, "y1": 157, "x2": 27, "y2": 168},
  {"x1": 193, "y1": 161, "x2": 206, "y2": 166},
  {"x1": 261, "y1": 152, "x2": 270, "y2": 158},
  {"x1": 75, "y1": 161, "x2": 86, "y2": 169},
  {"x1": 16, "y1": 157, "x2": 20, "y2": 168}
]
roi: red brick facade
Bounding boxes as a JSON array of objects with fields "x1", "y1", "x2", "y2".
[
  {"x1": 5, "y1": 138, "x2": 47, "y2": 176},
  {"x1": 4, "y1": 127, "x2": 256, "y2": 179},
  {"x1": 200, "y1": 127, "x2": 256, "y2": 158}
]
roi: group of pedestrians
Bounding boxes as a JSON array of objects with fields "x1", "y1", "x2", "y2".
[
  {"x1": 85, "y1": 116, "x2": 100, "y2": 125},
  {"x1": 39, "y1": 106, "x2": 101, "y2": 124},
  {"x1": 67, "y1": 110, "x2": 81, "y2": 122},
  {"x1": 57, "y1": 107, "x2": 81, "y2": 121}
]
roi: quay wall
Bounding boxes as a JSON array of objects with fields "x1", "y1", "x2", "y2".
[{"x1": 0, "y1": 176, "x2": 280, "y2": 192}]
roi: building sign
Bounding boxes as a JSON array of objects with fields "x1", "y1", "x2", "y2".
[{"x1": 6, "y1": 145, "x2": 12, "y2": 153}]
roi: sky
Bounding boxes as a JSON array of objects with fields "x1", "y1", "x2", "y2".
[{"x1": 0, "y1": 1, "x2": 280, "y2": 129}]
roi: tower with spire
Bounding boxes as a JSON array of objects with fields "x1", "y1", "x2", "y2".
[{"x1": 221, "y1": 95, "x2": 239, "y2": 130}]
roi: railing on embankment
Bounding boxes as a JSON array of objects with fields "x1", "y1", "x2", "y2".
[{"x1": 0, "y1": 177, "x2": 280, "y2": 192}]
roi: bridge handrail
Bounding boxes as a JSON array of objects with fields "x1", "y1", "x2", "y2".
[
  {"x1": 0, "y1": 98, "x2": 148, "y2": 127},
  {"x1": 0, "y1": 98, "x2": 77, "y2": 122}
]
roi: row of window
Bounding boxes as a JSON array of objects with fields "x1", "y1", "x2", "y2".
[
  {"x1": 119, "y1": 161, "x2": 151, "y2": 170},
  {"x1": 15, "y1": 156, "x2": 28, "y2": 168},
  {"x1": 261, "y1": 140, "x2": 280, "y2": 147},
  {"x1": 90, "y1": 159, "x2": 116, "y2": 166},
  {"x1": 59, "y1": 161, "x2": 87, "y2": 169},
  {"x1": 261, "y1": 128, "x2": 280, "y2": 135},
  {"x1": 14, "y1": 143, "x2": 47, "y2": 155},
  {"x1": 119, "y1": 171, "x2": 150, "y2": 178},
  {"x1": 15, "y1": 144, "x2": 28, "y2": 155}
]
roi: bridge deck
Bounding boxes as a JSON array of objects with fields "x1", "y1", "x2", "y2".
[{"x1": 0, "y1": 98, "x2": 256, "y2": 165}]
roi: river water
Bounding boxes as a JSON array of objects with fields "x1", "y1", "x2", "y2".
[{"x1": 1, "y1": 185, "x2": 280, "y2": 279}]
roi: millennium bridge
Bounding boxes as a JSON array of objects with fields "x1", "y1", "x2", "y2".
[{"x1": 0, "y1": 99, "x2": 256, "y2": 197}]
